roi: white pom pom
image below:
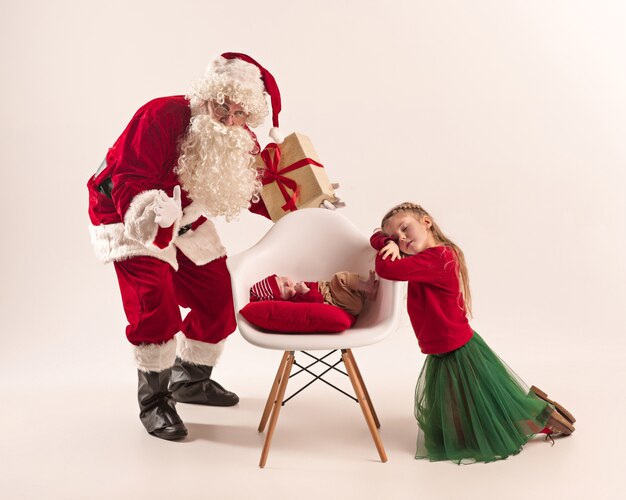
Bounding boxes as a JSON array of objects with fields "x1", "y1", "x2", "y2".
[{"x1": 269, "y1": 127, "x2": 284, "y2": 144}]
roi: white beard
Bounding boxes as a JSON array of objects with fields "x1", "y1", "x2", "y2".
[{"x1": 176, "y1": 115, "x2": 262, "y2": 219}]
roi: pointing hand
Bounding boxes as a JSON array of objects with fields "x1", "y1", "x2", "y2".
[{"x1": 154, "y1": 185, "x2": 182, "y2": 228}]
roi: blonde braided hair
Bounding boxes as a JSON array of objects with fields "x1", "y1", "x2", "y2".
[{"x1": 380, "y1": 202, "x2": 473, "y2": 318}]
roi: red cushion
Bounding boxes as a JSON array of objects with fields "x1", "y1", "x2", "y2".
[{"x1": 239, "y1": 301, "x2": 356, "y2": 333}]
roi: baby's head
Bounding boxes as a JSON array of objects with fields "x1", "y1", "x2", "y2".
[
  {"x1": 275, "y1": 276, "x2": 296, "y2": 299},
  {"x1": 250, "y1": 274, "x2": 296, "y2": 301}
]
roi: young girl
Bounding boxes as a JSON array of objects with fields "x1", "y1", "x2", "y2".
[{"x1": 371, "y1": 202, "x2": 575, "y2": 464}]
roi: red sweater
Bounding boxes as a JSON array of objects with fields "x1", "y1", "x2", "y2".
[{"x1": 371, "y1": 232, "x2": 473, "y2": 354}]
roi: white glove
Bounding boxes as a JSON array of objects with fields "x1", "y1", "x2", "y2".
[
  {"x1": 154, "y1": 185, "x2": 182, "y2": 228},
  {"x1": 320, "y1": 182, "x2": 346, "y2": 210}
]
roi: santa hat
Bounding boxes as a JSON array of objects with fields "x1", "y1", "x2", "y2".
[
  {"x1": 189, "y1": 52, "x2": 284, "y2": 143},
  {"x1": 250, "y1": 274, "x2": 281, "y2": 302}
]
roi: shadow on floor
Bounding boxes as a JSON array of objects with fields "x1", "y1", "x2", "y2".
[{"x1": 183, "y1": 422, "x2": 265, "y2": 448}]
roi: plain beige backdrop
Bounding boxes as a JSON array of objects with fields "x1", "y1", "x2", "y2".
[{"x1": 1, "y1": 1, "x2": 624, "y2": 499}]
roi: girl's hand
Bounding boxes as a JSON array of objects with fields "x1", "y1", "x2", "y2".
[{"x1": 379, "y1": 241, "x2": 400, "y2": 261}]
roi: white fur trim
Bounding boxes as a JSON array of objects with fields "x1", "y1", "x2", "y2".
[
  {"x1": 180, "y1": 200, "x2": 207, "y2": 227},
  {"x1": 89, "y1": 200, "x2": 224, "y2": 269},
  {"x1": 124, "y1": 190, "x2": 182, "y2": 248},
  {"x1": 269, "y1": 127, "x2": 284, "y2": 144},
  {"x1": 135, "y1": 338, "x2": 177, "y2": 372},
  {"x1": 89, "y1": 223, "x2": 179, "y2": 269},
  {"x1": 176, "y1": 333, "x2": 227, "y2": 366},
  {"x1": 174, "y1": 218, "x2": 227, "y2": 266}
]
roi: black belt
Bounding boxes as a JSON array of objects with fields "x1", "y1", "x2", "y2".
[{"x1": 97, "y1": 176, "x2": 113, "y2": 198}]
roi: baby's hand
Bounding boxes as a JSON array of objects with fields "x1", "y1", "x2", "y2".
[
  {"x1": 379, "y1": 241, "x2": 400, "y2": 261},
  {"x1": 294, "y1": 281, "x2": 310, "y2": 294}
]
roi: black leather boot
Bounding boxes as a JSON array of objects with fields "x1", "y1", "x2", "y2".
[
  {"x1": 169, "y1": 358, "x2": 239, "y2": 406},
  {"x1": 138, "y1": 368, "x2": 188, "y2": 440}
]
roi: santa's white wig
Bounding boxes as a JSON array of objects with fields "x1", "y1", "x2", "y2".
[{"x1": 187, "y1": 56, "x2": 269, "y2": 128}]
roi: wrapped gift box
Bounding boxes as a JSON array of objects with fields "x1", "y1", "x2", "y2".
[{"x1": 254, "y1": 132, "x2": 337, "y2": 222}]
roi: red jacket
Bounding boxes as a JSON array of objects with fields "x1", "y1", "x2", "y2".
[
  {"x1": 87, "y1": 96, "x2": 269, "y2": 268},
  {"x1": 88, "y1": 95, "x2": 269, "y2": 228},
  {"x1": 371, "y1": 232, "x2": 473, "y2": 354}
]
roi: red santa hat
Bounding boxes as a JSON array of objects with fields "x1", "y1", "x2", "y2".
[
  {"x1": 189, "y1": 52, "x2": 284, "y2": 143},
  {"x1": 250, "y1": 274, "x2": 281, "y2": 302}
]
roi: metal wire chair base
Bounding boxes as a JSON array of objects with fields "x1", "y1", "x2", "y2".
[{"x1": 283, "y1": 350, "x2": 357, "y2": 404}]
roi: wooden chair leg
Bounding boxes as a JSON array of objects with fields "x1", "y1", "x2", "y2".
[
  {"x1": 342, "y1": 349, "x2": 387, "y2": 463},
  {"x1": 259, "y1": 352, "x2": 294, "y2": 468},
  {"x1": 345, "y1": 349, "x2": 380, "y2": 428},
  {"x1": 259, "y1": 351, "x2": 290, "y2": 432}
]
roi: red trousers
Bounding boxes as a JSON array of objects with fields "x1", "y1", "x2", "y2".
[{"x1": 113, "y1": 251, "x2": 236, "y2": 346}]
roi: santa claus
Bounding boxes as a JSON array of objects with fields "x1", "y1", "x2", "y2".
[{"x1": 87, "y1": 52, "x2": 283, "y2": 440}]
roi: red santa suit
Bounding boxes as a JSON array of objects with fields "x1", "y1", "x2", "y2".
[
  {"x1": 88, "y1": 95, "x2": 268, "y2": 371},
  {"x1": 87, "y1": 52, "x2": 289, "y2": 441}
]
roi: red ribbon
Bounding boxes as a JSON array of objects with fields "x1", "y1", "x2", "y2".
[{"x1": 260, "y1": 143, "x2": 324, "y2": 213}]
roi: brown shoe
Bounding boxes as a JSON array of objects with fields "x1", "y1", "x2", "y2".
[
  {"x1": 531, "y1": 386, "x2": 576, "y2": 424},
  {"x1": 546, "y1": 409, "x2": 575, "y2": 436}
]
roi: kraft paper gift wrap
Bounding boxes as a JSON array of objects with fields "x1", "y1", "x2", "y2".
[{"x1": 255, "y1": 132, "x2": 337, "y2": 221}]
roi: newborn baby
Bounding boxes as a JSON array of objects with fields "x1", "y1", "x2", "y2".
[{"x1": 250, "y1": 271, "x2": 378, "y2": 316}]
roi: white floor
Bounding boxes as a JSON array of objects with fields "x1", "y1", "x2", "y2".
[{"x1": 1, "y1": 323, "x2": 621, "y2": 500}]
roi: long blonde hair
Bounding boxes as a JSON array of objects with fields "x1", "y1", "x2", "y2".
[{"x1": 381, "y1": 202, "x2": 473, "y2": 318}]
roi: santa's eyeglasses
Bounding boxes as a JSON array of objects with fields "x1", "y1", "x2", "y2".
[{"x1": 211, "y1": 103, "x2": 249, "y2": 125}]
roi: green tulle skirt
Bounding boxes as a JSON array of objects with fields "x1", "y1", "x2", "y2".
[{"x1": 414, "y1": 332, "x2": 553, "y2": 464}]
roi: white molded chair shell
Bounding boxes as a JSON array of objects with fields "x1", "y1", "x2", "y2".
[{"x1": 227, "y1": 209, "x2": 404, "y2": 351}]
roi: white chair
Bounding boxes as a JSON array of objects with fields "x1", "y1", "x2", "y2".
[{"x1": 227, "y1": 208, "x2": 404, "y2": 467}]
